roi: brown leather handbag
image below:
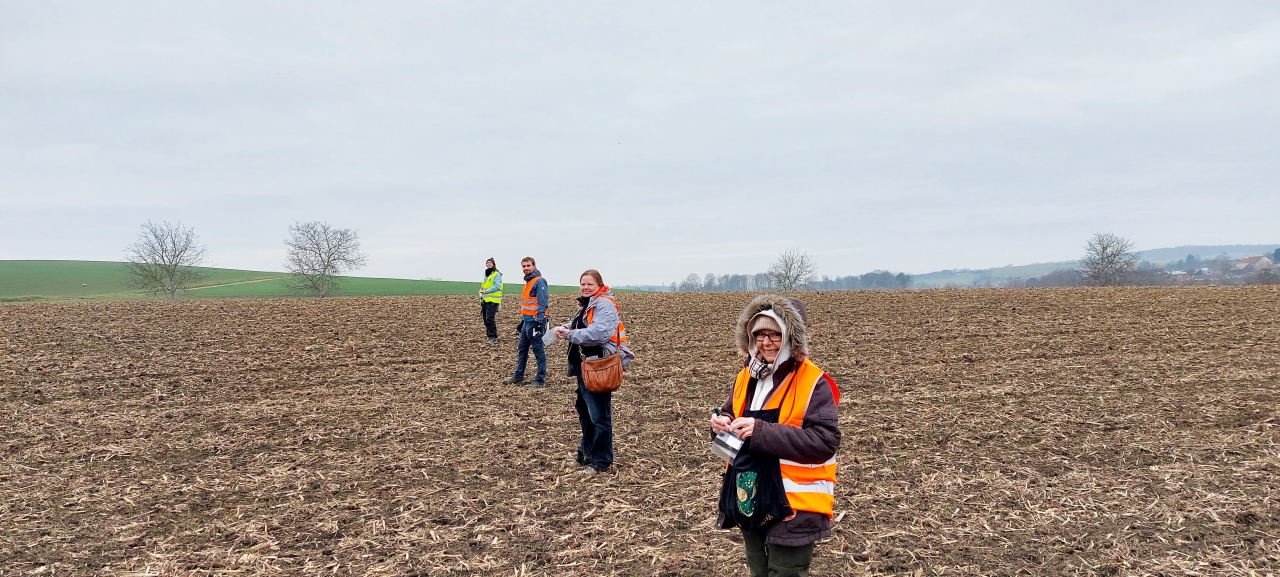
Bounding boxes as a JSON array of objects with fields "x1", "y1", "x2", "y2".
[{"x1": 581, "y1": 353, "x2": 623, "y2": 393}]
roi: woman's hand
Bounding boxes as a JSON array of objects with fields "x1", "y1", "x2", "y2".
[
  {"x1": 729, "y1": 417, "x2": 756, "y2": 439},
  {"x1": 710, "y1": 414, "x2": 732, "y2": 434},
  {"x1": 554, "y1": 326, "x2": 570, "y2": 340}
]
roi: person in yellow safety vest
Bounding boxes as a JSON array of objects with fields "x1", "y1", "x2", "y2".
[
  {"x1": 710, "y1": 295, "x2": 841, "y2": 577},
  {"x1": 502, "y1": 257, "x2": 549, "y2": 387},
  {"x1": 479, "y1": 258, "x2": 503, "y2": 344}
]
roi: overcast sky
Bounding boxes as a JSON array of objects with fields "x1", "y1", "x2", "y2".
[{"x1": 2, "y1": 2, "x2": 1278, "y2": 286}]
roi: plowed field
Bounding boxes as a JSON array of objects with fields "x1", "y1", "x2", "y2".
[{"x1": 3, "y1": 288, "x2": 1279, "y2": 576}]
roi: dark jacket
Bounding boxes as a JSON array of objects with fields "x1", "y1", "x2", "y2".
[{"x1": 558, "y1": 288, "x2": 634, "y2": 370}]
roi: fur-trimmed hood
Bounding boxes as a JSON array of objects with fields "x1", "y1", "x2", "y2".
[{"x1": 735, "y1": 294, "x2": 809, "y2": 358}]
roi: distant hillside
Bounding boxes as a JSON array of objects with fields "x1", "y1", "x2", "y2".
[
  {"x1": 1134, "y1": 244, "x2": 1280, "y2": 264},
  {"x1": 911, "y1": 244, "x2": 1279, "y2": 288},
  {"x1": 913, "y1": 261, "x2": 1077, "y2": 288},
  {"x1": 0, "y1": 260, "x2": 576, "y2": 301}
]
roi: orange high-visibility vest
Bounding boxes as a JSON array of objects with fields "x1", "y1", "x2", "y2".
[
  {"x1": 584, "y1": 289, "x2": 628, "y2": 347},
  {"x1": 520, "y1": 275, "x2": 542, "y2": 318},
  {"x1": 731, "y1": 358, "x2": 838, "y2": 518}
]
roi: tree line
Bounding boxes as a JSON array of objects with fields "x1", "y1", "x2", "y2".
[
  {"x1": 673, "y1": 234, "x2": 1280, "y2": 293},
  {"x1": 671, "y1": 249, "x2": 914, "y2": 292}
]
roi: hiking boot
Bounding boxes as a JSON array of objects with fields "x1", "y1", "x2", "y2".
[
  {"x1": 525, "y1": 380, "x2": 546, "y2": 388},
  {"x1": 502, "y1": 377, "x2": 523, "y2": 385},
  {"x1": 487, "y1": 337, "x2": 498, "y2": 344},
  {"x1": 577, "y1": 466, "x2": 601, "y2": 475}
]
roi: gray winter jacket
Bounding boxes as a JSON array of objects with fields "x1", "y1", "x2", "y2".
[{"x1": 560, "y1": 289, "x2": 634, "y2": 369}]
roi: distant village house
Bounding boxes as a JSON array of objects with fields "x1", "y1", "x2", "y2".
[{"x1": 1232, "y1": 256, "x2": 1273, "y2": 273}]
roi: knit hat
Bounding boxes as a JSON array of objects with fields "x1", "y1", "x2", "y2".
[
  {"x1": 746, "y1": 309, "x2": 791, "y2": 380},
  {"x1": 735, "y1": 295, "x2": 810, "y2": 361},
  {"x1": 750, "y1": 314, "x2": 782, "y2": 337}
]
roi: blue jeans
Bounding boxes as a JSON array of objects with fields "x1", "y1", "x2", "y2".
[
  {"x1": 512, "y1": 320, "x2": 546, "y2": 382},
  {"x1": 575, "y1": 374, "x2": 613, "y2": 471}
]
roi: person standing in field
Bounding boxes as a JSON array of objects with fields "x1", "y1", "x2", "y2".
[
  {"x1": 479, "y1": 258, "x2": 503, "y2": 344},
  {"x1": 709, "y1": 295, "x2": 841, "y2": 577},
  {"x1": 503, "y1": 257, "x2": 549, "y2": 387},
  {"x1": 553, "y1": 270, "x2": 634, "y2": 474}
]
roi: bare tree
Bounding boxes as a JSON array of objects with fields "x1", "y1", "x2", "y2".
[
  {"x1": 283, "y1": 221, "x2": 368, "y2": 297},
  {"x1": 124, "y1": 221, "x2": 209, "y2": 300},
  {"x1": 768, "y1": 249, "x2": 818, "y2": 291},
  {"x1": 1247, "y1": 265, "x2": 1280, "y2": 285},
  {"x1": 676, "y1": 273, "x2": 703, "y2": 292},
  {"x1": 1080, "y1": 233, "x2": 1139, "y2": 287},
  {"x1": 1209, "y1": 253, "x2": 1235, "y2": 277},
  {"x1": 722, "y1": 274, "x2": 749, "y2": 292}
]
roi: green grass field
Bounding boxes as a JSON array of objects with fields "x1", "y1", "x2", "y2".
[
  {"x1": 187, "y1": 277, "x2": 525, "y2": 298},
  {"x1": 0, "y1": 261, "x2": 576, "y2": 301}
]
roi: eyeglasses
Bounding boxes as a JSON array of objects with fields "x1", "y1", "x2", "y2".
[{"x1": 753, "y1": 332, "x2": 782, "y2": 343}]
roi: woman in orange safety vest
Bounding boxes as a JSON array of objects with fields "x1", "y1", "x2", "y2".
[
  {"x1": 552, "y1": 269, "x2": 634, "y2": 474},
  {"x1": 710, "y1": 294, "x2": 841, "y2": 577}
]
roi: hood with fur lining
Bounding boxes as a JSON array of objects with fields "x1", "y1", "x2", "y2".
[{"x1": 735, "y1": 294, "x2": 809, "y2": 359}]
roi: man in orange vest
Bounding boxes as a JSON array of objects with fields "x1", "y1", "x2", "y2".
[{"x1": 503, "y1": 257, "x2": 549, "y2": 387}]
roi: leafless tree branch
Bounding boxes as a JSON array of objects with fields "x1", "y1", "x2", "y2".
[
  {"x1": 123, "y1": 221, "x2": 209, "y2": 300},
  {"x1": 282, "y1": 222, "x2": 368, "y2": 297},
  {"x1": 768, "y1": 249, "x2": 818, "y2": 291},
  {"x1": 1247, "y1": 265, "x2": 1280, "y2": 285},
  {"x1": 1080, "y1": 233, "x2": 1139, "y2": 287}
]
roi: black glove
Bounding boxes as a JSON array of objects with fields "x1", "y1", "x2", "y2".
[{"x1": 531, "y1": 322, "x2": 544, "y2": 338}]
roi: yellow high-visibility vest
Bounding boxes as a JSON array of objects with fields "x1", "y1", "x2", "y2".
[{"x1": 481, "y1": 271, "x2": 503, "y2": 304}]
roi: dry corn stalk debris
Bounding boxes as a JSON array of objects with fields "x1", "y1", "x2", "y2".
[{"x1": 2, "y1": 287, "x2": 1278, "y2": 576}]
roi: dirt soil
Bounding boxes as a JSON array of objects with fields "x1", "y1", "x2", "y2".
[{"x1": 2, "y1": 287, "x2": 1279, "y2": 576}]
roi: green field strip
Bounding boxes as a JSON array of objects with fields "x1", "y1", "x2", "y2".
[
  {"x1": 0, "y1": 260, "x2": 578, "y2": 300},
  {"x1": 0, "y1": 260, "x2": 282, "y2": 299},
  {"x1": 189, "y1": 276, "x2": 579, "y2": 297}
]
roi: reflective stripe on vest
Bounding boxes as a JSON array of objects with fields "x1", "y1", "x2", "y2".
[
  {"x1": 584, "y1": 292, "x2": 628, "y2": 346},
  {"x1": 520, "y1": 275, "x2": 541, "y2": 317},
  {"x1": 481, "y1": 271, "x2": 503, "y2": 304},
  {"x1": 731, "y1": 358, "x2": 837, "y2": 518}
]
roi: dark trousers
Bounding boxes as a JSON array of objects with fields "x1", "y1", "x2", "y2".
[
  {"x1": 512, "y1": 321, "x2": 546, "y2": 382},
  {"x1": 574, "y1": 374, "x2": 613, "y2": 471},
  {"x1": 743, "y1": 532, "x2": 815, "y2": 577},
  {"x1": 481, "y1": 301, "x2": 499, "y2": 339}
]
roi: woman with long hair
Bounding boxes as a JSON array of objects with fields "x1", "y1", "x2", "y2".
[{"x1": 553, "y1": 270, "x2": 634, "y2": 474}]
